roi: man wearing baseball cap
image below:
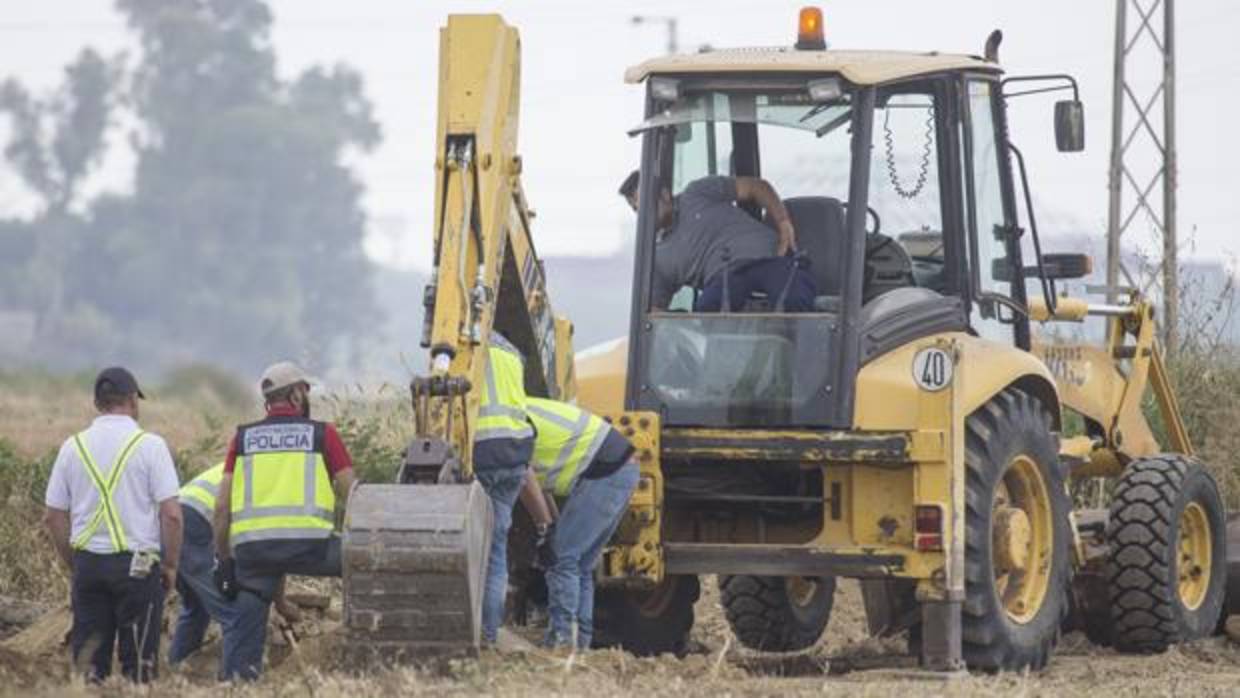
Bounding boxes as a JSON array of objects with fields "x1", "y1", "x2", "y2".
[
  {"x1": 43, "y1": 366, "x2": 183, "y2": 683},
  {"x1": 210, "y1": 361, "x2": 356, "y2": 680}
]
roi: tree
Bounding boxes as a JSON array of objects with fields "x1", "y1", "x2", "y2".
[
  {"x1": 0, "y1": 0, "x2": 382, "y2": 374},
  {"x1": 0, "y1": 48, "x2": 122, "y2": 342}
]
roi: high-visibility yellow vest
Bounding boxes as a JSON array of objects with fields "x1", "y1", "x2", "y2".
[
  {"x1": 228, "y1": 418, "x2": 335, "y2": 550},
  {"x1": 179, "y1": 463, "x2": 224, "y2": 522},
  {"x1": 526, "y1": 398, "x2": 610, "y2": 497},
  {"x1": 474, "y1": 333, "x2": 535, "y2": 468},
  {"x1": 70, "y1": 429, "x2": 147, "y2": 552},
  {"x1": 478, "y1": 334, "x2": 533, "y2": 441}
]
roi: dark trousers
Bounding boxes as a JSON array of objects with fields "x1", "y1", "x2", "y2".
[
  {"x1": 696, "y1": 256, "x2": 817, "y2": 312},
  {"x1": 70, "y1": 550, "x2": 164, "y2": 683},
  {"x1": 227, "y1": 537, "x2": 342, "y2": 681}
]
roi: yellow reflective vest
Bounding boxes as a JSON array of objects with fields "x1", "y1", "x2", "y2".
[
  {"x1": 474, "y1": 333, "x2": 535, "y2": 469},
  {"x1": 179, "y1": 463, "x2": 224, "y2": 522},
  {"x1": 228, "y1": 418, "x2": 335, "y2": 550},
  {"x1": 526, "y1": 398, "x2": 611, "y2": 497}
]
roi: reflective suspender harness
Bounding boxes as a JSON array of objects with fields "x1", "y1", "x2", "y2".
[
  {"x1": 70, "y1": 430, "x2": 147, "y2": 552},
  {"x1": 228, "y1": 418, "x2": 336, "y2": 549},
  {"x1": 526, "y1": 398, "x2": 610, "y2": 497}
]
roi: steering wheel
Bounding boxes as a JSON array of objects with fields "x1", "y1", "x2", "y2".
[
  {"x1": 865, "y1": 206, "x2": 881, "y2": 236},
  {"x1": 841, "y1": 202, "x2": 882, "y2": 236}
]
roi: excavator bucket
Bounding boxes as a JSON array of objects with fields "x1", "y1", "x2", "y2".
[{"x1": 342, "y1": 482, "x2": 492, "y2": 658}]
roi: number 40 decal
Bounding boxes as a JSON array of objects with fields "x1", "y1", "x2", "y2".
[{"x1": 912, "y1": 347, "x2": 954, "y2": 392}]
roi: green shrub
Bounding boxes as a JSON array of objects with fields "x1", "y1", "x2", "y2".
[
  {"x1": 0, "y1": 439, "x2": 66, "y2": 600},
  {"x1": 323, "y1": 385, "x2": 413, "y2": 484},
  {"x1": 172, "y1": 410, "x2": 232, "y2": 481},
  {"x1": 0, "y1": 438, "x2": 56, "y2": 506}
]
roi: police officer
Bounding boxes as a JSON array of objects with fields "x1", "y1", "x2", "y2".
[
  {"x1": 212, "y1": 361, "x2": 356, "y2": 680},
  {"x1": 169, "y1": 463, "x2": 300, "y2": 678},
  {"x1": 473, "y1": 332, "x2": 536, "y2": 645},
  {"x1": 525, "y1": 397, "x2": 639, "y2": 649},
  {"x1": 42, "y1": 367, "x2": 182, "y2": 683}
]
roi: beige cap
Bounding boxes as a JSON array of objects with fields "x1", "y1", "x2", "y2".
[{"x1": 259, "y1": 361, "x2": 312, "y2": 396}]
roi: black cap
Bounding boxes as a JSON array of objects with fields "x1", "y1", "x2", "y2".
[{"x1": 95, "y1": 366, "x2": 145, "y2": 401}]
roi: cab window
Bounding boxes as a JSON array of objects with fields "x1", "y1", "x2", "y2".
[{"x1": 964, "y1": 80, "x2": 1015, "y2": 343}]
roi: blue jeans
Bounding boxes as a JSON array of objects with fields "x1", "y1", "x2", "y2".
[
  {"x1": 475, "y1": 466, "x2": 527, "y2": 644},
  {"x1": 696, "y1": 256, "x2": 817, "y2": 312},
  {"x1": 545, "y1": 461, "x2": 640, "y2": 649},
  {"x1": 168, "y1": 507, "x2": 269, "y2": 681}
]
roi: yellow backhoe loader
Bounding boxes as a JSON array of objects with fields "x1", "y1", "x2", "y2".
[
  {"x1": 342, "y1": 9, "x2": 1238, "y2": 671},
  {"x1": 572, "y1": 9, "x2": 1233, "y2": 669}
]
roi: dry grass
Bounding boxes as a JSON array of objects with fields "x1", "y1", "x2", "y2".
[
  {"x1": 0, "y1": 381, "x2": 243, "y2": 464},
  {"x1": 3, "y1": 580, "x2": 1240, "y2": 696},
  {"x1": 1163, "y1": 344, "x2": 1240, "y2": 506}
]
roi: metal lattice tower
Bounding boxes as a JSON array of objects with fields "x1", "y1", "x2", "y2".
[{"x1": 1106, "y1": 0, "x2": 1177, "y2": 349}]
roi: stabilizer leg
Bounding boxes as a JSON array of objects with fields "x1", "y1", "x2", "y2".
[{"x1": 920, "y1": 600, "x2": 963, "y2": 671}]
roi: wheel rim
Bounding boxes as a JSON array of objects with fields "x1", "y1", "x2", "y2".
[
  {"x1": 786, "y1": 576, "x2": 819, "y2": 608},
  {"x1": 991, "y1": 454, "x2": 1053, "y2": 625},
  {"x1": 1177, "y1": 501, "x2": 1212, "y2": 611}
]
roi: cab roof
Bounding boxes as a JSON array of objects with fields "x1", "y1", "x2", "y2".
[{"x1": 624, "y1": 48, "x2": 1000, "y2": 86}]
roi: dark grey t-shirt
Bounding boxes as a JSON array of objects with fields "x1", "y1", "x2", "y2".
[{"x1": 651, "y1": 176, "x2": 777, "y2": 308}]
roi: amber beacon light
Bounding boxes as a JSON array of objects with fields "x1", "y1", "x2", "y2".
[{"x1": 795, "y1": 7, "x2": 826, "y2": 50}]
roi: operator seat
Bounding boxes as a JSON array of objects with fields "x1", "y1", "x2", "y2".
[{"x1": 778, "y1": 196, "x2": 847, "y2": 297}]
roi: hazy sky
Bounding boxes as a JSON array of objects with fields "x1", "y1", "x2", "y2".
[{"x1": 2, "y1": 1, "x2": 1237, "y2": 271}]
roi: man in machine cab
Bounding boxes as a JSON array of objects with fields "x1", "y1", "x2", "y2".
[
  {"x1": 212, "y1": 361, "x2": 356, "y2": 679},
  {"x1": 621, "y1": 171, "x2": 816, "y2": 312}
]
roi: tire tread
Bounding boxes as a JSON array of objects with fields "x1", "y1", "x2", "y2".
[
  {"x1": 719, "y1": 575, "x2": 834, "y2": 652},
  {"x1": 1105, "y1": 454, "x2": 1224, "y2": 653}
]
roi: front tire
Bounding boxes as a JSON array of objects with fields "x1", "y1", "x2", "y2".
[
  {"x1": 962, "y1": 390, "x2": 1071, "y2": 671},
  {"x1": 719, "y1": 575, "x2": 835, "y2": 652},
  {"x1": 592, "y1": 575, "x2": 700, "y2": 656},
  {"x1": 1106, "y1": 455, "x2": 1226, "y2": 653}
]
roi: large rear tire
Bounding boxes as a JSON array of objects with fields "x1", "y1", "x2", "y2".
[
  {"x1": 592, "y1": 575, "x2": 700, "y2": 656},
  {"x1": 962, "y1": 390, "x2": 1071, "y2": 671},
  {"x1": 719, "y1": 574, "x2": 835, "y2": 652},
  {"x1": 1106, "y1": 455, "x2": 1226, "y2": 653}
]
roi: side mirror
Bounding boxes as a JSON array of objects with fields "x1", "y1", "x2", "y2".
[
  {"x1": 1041, "y1": 253, "x2": 1092, "y2": 280},
  {"x1": 991, "y1": 253, "x2": 1093, "y2": 282},
  {"x1": 1054, "y1": 100, "x2": 1085, "y2": 152}
]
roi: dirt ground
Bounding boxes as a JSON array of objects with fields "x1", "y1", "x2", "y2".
[{"x1": 3, "y1": 578, "x2": 1240, "y2": 697}]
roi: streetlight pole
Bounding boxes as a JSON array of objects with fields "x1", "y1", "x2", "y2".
[{"x1": 631, "y1": 15, "x2": 679, "y2": 54}]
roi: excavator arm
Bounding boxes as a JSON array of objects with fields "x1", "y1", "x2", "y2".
[
  {"x1": 417, "y1": 14, "x2": 574, "y2": 478},
  {"x1": 341, "y1": 14, "x2": 573, "y2": 659}
]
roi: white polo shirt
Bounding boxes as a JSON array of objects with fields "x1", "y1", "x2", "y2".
[{"x1": 45, "y1": 415, "x2": 181, "y2": 555}]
